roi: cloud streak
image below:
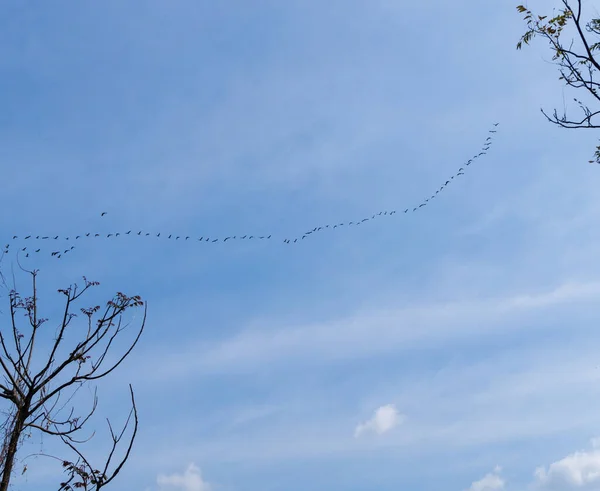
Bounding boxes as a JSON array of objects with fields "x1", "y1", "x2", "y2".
[{"x1": 131, "y1": 279, "x2": 600, "y2": 380}]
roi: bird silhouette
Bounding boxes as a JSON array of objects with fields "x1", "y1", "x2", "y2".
[
  {"x1": 5, "y1": 123, "x2": 497, "y2": 248},
  {"x1": 101, "y1": 212, "x2": 107, "y2": 216}
]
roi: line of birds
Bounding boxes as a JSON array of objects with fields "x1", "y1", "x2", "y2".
[{"x1": 2, "y1": 123, "x2": 499, "y2": 259}]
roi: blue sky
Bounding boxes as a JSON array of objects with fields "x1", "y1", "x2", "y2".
[{"x1": 2, "y1": 0, "x2": 600, "y2": 490}]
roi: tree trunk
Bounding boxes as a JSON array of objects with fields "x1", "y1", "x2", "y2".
[{"x1": 0, "y1": 406, "x2": 27, "y2": 491}]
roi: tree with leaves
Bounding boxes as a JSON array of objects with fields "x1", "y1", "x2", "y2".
[
  {"x1": 0, "y1": 268, "x2": 146, "y2": 490},
  {"x1": 516, "y1": 0, "x2": 600, "y2": 163}
]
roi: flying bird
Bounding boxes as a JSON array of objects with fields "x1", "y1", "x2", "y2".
[{"x1": 101, "y1": 212, "x2": 107, "y2": 216}]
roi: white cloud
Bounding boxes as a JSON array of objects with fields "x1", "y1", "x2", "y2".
[
  {"x1": 157, "y1": 463, "x2": 210, "y2": 491},
  {"x1": 467, "y1": 466, "x2": 504, "y2": 491},
  {"x1": 354, "y1": 404, "x2": 403, "y2": 438},
  {"x1": 534, "y1": 439, "x2": 600, "y2": 490}
]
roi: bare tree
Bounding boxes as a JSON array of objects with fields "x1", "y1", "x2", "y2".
[
  {"x1": 0, "y1": 268, "x2": 146, "y2": 490},
  {"x1": 516, "y1": 0, "x2": 600, "y2": 163}
]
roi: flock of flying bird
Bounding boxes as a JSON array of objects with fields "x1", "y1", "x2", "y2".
[{"x1": 2, "y1": 124, "x2": 499, "y2": 260}]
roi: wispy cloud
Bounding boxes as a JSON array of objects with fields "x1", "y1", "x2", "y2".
[{"x1": 131, "y1": 279, "x2": 600, "y2": 380}]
